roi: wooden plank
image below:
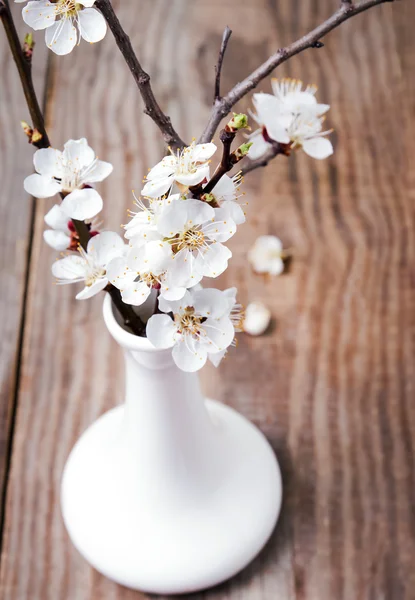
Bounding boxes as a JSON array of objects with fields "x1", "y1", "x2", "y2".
[
  {"x1": 1, "y1": 0, "x2": 414, "y2": 598},
  {"x1": 0, "y1": 3, "x2": 48, "y2": 532}
]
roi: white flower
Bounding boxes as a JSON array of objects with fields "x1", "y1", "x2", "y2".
[
  {"x1": 286, "y1": 111, "x2": 334, "y2": 160},
  {"x1": 52, "y1": 231, "x2": 125, "y2": 299},
  {"x1": 208, "y1": 287, "x2": 244, "y2": 366},
  {"x1": 141, "y1": 142, "x2": 217, "y2": 198},
  {"x1": 43, "y1": 203, "x2": 72, "y2": 250},
  {"x1": 123, "y1": 194, "x2": 174, "y2": 247},
  {"x1": 270, "y1": 78, "x2": 329, "y2": 115},
  {"x1": 17, "y1": 0, "x2": 107, "y2": 56},
  {"x1": 248, "y1": 235, "x2": 285, "y2": 275},
  {"x1": 24, "y1": 138, "x2": 112, "y2": 220},
  {"x1": 106, "y1": 240, "x2": 185, "y2": 306},
  {"x1": 146, "y1": 288, "x2": 236, "y2": 372},
  {"x1": 202, "y1": 174, "x2": 246, "y2": 225},
  {"x1": 243, "y1": 301, "x2": 271, "y2": 336},
  {"x1": 156, "y1": 197, "x2": 235, "y2": 289},
  {"x1": 248, "y1": 78, "x2": 333, "y2": 160}
]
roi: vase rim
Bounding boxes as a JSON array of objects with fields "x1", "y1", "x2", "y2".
[{"x1": 103, "y1": 293, "x2": 162, "y2": 353}]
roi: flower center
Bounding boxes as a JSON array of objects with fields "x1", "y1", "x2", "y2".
[
  {"x1": 176, "y1": 147, "x2": 197, "y2": 176},
  {"x1": 175, "y1": 307, "x2": 203, "y2": 336},
  {"x1": 85, "y1": 266, "x2": 106, "y2": 287},
  {"x1": 140, "y1": 272, "x2": 161, "y2": 289},
  {"x1": 53, "y1": 0, "x2": 81, "y2": 17},
  {"x1": 176, "y1": 227, "x2": 206, "y2": 252}
]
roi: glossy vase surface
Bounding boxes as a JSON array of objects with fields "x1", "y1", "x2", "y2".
[{"x1": 61, "y1": 294, "x2": 282, "y2": 594}]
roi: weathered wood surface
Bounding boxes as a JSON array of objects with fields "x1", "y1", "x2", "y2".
[
  {"x1": 0, "y1": 3, "x2": 48, "y2": 531},
  {"x1": 0, "y1": 0, "x2": 414, "y2": 598}
]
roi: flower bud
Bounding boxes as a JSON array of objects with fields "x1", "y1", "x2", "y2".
[
  {"x1": 233, "y1": 141, "x2": 253, "y2": 161},
  {"x1": 226, "y1": 113, "x2": 249, "y2": 132}
]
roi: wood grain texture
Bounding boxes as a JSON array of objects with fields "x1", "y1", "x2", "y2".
[
  {"x1": 0, "y1": 3, "x2": 48, "y2": 529},
  {"x1": 1, "y1": 0, "x2": 414, "y2": 598}
]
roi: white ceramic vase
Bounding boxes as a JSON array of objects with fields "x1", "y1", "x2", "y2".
[{"x1": 61, "y1": 294, "x2": 282, "y2": 595}]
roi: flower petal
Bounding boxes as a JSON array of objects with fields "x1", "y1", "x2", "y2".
[
  {"x1": 78, "y1": 8, "x2": 107, "y2": 43},
  {"x1": 172, "y1": 338, "x2": 207, "y2": 372},
  {"x1": 128, "y1": 241, "x2": 171, "y2": 274},
  {"x1": 192, "y1": 143, "x2": 217, "y2": 162},
  {"x1": 201, "y1": 243, "x2": 232, "y2": 278},
  {"x1": 302, "y1": 137, "x2": 333, "y2": 160},
  {"x1": 210, "y1": 174, "x2": 236, "y2": 202},
  {"x1": 121, "y1": 280, "x2": 152, "y2": 306},
  {"x1": 44, "y1": 204, "x2": 70, "y2": 231},
  {"x1": 63, "y1": 138, "x2": 95, "y2": 169},
  {"x1": 24, "y1": 173, "x2": 62, "y2": 198},
  {"x1": 247, "y1": 130, "x2": 271, "y2": 160},
  {"x1": 45, "y1": 18, "x2": 78, "y2": 55},
  {"x1": 52, "y1": 255, "x2": 87, "y2": 280},
  {"x1": 220, "y1": 201, "x2": 246, "y2": 225},
  {"x1": 34, "y1": 147, "x2": 63, "y2": 178},
  {"x1": 106, "y1": 257, "x2": 136, "y2": 290},
  {"x1": 243, "y1": 301, "x2": 271, "y2": 336},
  {"x1": 22, "y1": 0, "x2": 56, "y2": 30},
  {"x1": 43, "y1": 229, "x2": 71, "y2": 251},
  {"x1": 204, "y1": 209, "x2": 236, "y2": 243},
  {"x1": 141, "y1": 176, "x2": 173, "y2": 199},
  {"x1": 192, "y1": 288, "x2": 230, "y2": 319},
  {"x1": 203, "y1": 316, "x2": 235, "y2": 352},
  {"x1": 146, "y1": 314, "x2": 177, "y2": 349},
  {"x1": 83, "y1": 159, "x2": 113, "y2": 183},
  {"x1": 86, "y1": 231, "x2": 125, "y2": 266},
  {"x1": 175, "y1": 164, "x2": 210, "y2": 187},
  {"x1": 76, "y1": 277, "x2": 108, "y2": 300},
  {"x1": 60, "y1": 188, "x2": 103, "y2": 220}
]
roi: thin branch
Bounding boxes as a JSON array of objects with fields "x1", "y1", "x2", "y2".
[
  {"x1": 214, "y1": 26, "x2": 232, "y2": 101},
  {"x1": 240, "y1": 145, "x2": 283, "y2": 176},
  {"x1": 0, "y1": 2, "x2": 146, "y2": 336},
  {"x1": 95, "y1": 0, "x2": 185, "y2": 150},
  {"x1": 105, "y1": 286, "x2": 146, "y2": 336},
  {"x1": 0, "y1": 0, "x2": 49, "y2": 149},
  {"x1": 199, "y1": 0, "x2": 395, "y2": 144},
  {"x1": 203, "y1": 128, "x2": 236, "y2": 194}
]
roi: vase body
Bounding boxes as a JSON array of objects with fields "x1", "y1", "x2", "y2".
[{"x1": 61, "y1": 294, "x2": 282, "y2": 595}]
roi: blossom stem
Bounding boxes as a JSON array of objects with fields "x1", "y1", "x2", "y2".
[
  {"x1": 214, "y1": 26, "x2": 232, "y2": 102},
  {"x1": 0, "y1": 0, "x2": 49, "y2": 150},
  {"x1": 0, "y1": 2, "x2": 146, "y2": 336},
  {"x1": 198, "y1": 0, "x2": 396, "y2": 145},
  {"x1": 240, "y1": 144, "x2": 285, "y2": 176},
  {"x1": 202, "y1": 128, "x2": 236, "y2": 194},
  {"x1": 105, "y1": 285, "x2": 146, "y2": 336},
  {"x1": 95, "y1": 0, "x2": 185, "y2": 151}
]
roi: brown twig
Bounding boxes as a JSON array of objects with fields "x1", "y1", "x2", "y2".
[
  {"x1": 0, "y1": 0, "x2": 49, "y2": 149},
  {"x1": 95, "y1": 0, "x2": 185, "y2": 151},
  {"x1": 0, "y1": 2, "x2": 146, "y2": 335},
  {"x1": 214, "y1": 26, "x2": 232, "y2": 101},
  {"x1": 198, "y1": 0, "x2": 395, "y2": 144},
  {"x1": 202, "y1": 128, "x2": 236, "y2": 194},
  {"x1": 240, "y1": 144, "x2": 284, "y2": 176},
  {"x1": 105, "y1": 285, "x2": 146, "y2": 336}
]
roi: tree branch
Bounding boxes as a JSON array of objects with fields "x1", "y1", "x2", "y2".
[
  {"x1": 214, "y1": 26, "x2": 232, "y2": 101},
  {"x1": 0, "y1": 0, "x2": 49, "y2": 149},
  {"x1": 198, "y1": 0, "x2": 395, "y2": 144},
  {"x1": 240, "y1": 145, "x2": 283, "y2": 176},
  {"x1": 0, "y1": 2, "x2": 146, "y2": 336},
  {"x1": 95, "y1": 0, "x2": 185, "y2": 151}
]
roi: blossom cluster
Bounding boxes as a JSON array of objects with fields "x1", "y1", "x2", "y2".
[{"x1": 22, "y1": 80, "x2": 333, "y2": 372}]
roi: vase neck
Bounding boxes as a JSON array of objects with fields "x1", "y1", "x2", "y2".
[{"x1": 117, "y1": 349, "x2": 218, "y2": 500}]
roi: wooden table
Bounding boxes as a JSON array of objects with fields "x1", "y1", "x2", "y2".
[{"x1": 0, "y1": 1, "x2": 414, "y2": 598}]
